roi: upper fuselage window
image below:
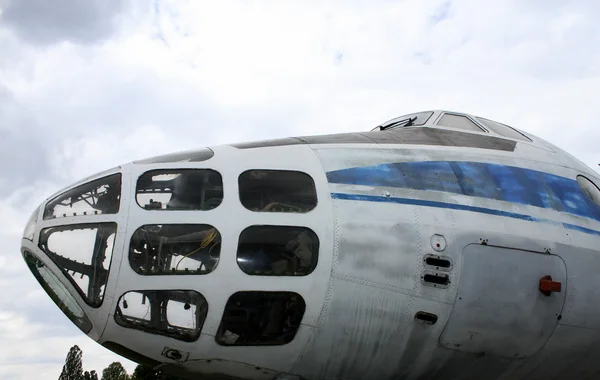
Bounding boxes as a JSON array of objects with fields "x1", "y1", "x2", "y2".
[
  {"x1": 475, "y1": 117, "x2": 532, "y2": 142},
  {"x1": 23, "y1": 251, "x2": 93, "y2": 334},
  {"x1": 436, "y1": 113, "x2": 486, "y2": 133},
  {"x1": 44, "y1": 174, "x2": 121, "y2": 220},
  {"x1": 133, "y1": 148, "x2": 214, "y2": 164},
  {"x1": 129, "y1": 224, "x2": 221, "y2": 275},
  {"x1": 577, "y1": 175, "x2": 600, "y2": 206},
  {"x1": 38, "y1": 223, "x2": 117, "y2": 307},
  {"x1": 136, "y1": 169, "x2": 223, "y2": 211},
  {"x1": 238, "y1": 170, "x2": 317, "y2": 213},
  {"x1": 237, "y1": 225, "x2": 319, "y2": 276},
  {"x1": 216, "y1": 291, "x2": 306, "y2": 346},
  {"x1": 114, "y1": 289, "x2": 208, "y2": 342},
  {"x1": 377, "y1": 111, "x2": 434, "y2": 130}
]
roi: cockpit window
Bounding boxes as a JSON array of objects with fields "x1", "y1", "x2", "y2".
[
  {"x1": 577, "y1": 175, "x2": 600, "y2": 206},
  {"x1": 38, "y1": 223, "x2": 117, "y2": 307},
  {"x1": 237, "y1": 225, "x2": 319, "y2": 276},
  {"x1": 376, "y1": 111, "x2": 434, "y2": 130},
  {"x1": 436, "y1": 113, "x2": 485, "y2": 132},
  {"x1": 475, "y1": 117, "x2": 532, "y2": 142},
  {"x1": 115, "y1": 290, "x2": 208, "y2": 342},
  {"x1": 216, "y1": 291, "x2": 306, "y2": 346},
  {"x1": 44, "y1": 174, "x2": 121, "y2": 220},
  {"x1": 133, "y1": 148, "x2": 214, "y2": 164},
  {"x1": 239, "y1": 170, "x2": 317, "y2": 213},
  {"x1": 23, "y1": 252, "x2": 92, "y2": 334},
  {"x1": 136, "y1": 169, "x2": 223, "y2": 211},
  {"x1": 129, "y1": 224, "x2": 221, "y2": 275}
]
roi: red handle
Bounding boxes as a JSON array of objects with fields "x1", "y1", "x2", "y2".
[{"x1": 539, "y1": 275, "x2": 561, "y2": 296}]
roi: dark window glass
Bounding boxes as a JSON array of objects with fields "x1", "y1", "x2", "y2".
[
  {"x1": 44, "y1": 174, "x2": 121, "y2": 220},
  {"x1": 23, "y1": 252, "x2": 92, "y2": 334},
  {"x1": 133, "y1": 148, "x2": 214, "y2": 164},
  {"x1": 129, "y1": 224, "x2": 221, "y2": 275},
  {"x1": 38, "y1": 223, "x2": 117, "y2": 307},
  {"x1": 375, "y1": 111, "x2": 434, "y2": 130},
  {"x1": 237, "y1": 225, "x2": 318, "y2": 276},
  {"x1": 136, "y1": 169, "x2": 223, "y2": 211},
  {"x1": 216, "y1": 291, "x2": 306, "y2": 346},
  {"x1": 115, "y1": 290, "x2": 208, "y2": 342},
  {"x1": 577, "y1": 175, "x2": 600, "y2": 206},
  {"x1": 239, "y1": 170, "x2": 317, "y2": 213},
  {"x1": 475, "y1": 117, "x2": 532, "y2": 142},
  {"x1": 437, "y1": 114, "x2": 485, "y2": 132}
]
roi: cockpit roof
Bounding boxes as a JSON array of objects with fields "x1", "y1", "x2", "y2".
[{"x1": 374, "y1": 110, "x2": 533, "y2": 143}]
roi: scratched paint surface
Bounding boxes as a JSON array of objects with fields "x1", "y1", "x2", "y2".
[{"x1": 326, "y1": 161, "x2": 600, "y2": 223}]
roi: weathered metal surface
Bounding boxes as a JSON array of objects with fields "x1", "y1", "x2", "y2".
[
  {"x1": 232, "y1": 127, "x2": 517, "y2": 151},
  {"x1": 439, "y1": 244, "x2": 566, "y2": 358}
]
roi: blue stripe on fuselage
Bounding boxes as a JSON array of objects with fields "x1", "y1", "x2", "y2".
[
  {"x1": 331, "y1": 192, "x2": 600, "y2": 236},
  {"x1": 327, "y1": 161, "x2": 600, "y2": 223}
]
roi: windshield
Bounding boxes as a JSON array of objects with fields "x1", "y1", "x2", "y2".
[
  {"x1": 475, "y1": 117, "x2": 532, "y2": 142},
  {"x1": 374, "y1": 111, "x2": 434, "y2": 131},
  {"x1": 24, "y1": 252, "x2": 92, "y2": 333}
]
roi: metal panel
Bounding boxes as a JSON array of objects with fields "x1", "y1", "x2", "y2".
[
  {"x1": 232, "y1": 128, "x2": 517, "y2": 152},
  {"x1": 440, "y1": 244, "x2": 566, "y2": 358},
  {"x1": 292, "y1": 278, "x2": 453, "y2": 380}
]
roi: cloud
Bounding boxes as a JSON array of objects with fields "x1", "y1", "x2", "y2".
[
  {"x1": 0, "y1": 0, "x2": 128, "y2": 45},
  {"x1": 1, "y1": 0, "x2": 600, "y2": 378}
]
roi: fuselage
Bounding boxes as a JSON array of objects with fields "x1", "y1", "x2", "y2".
[{"x1": 21, "y1": 110, "x2": 600, "y2": 379}]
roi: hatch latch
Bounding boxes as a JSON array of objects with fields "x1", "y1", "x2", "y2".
[{"x1": 539, "y1": 275, "x2": 562, "y2": 296}]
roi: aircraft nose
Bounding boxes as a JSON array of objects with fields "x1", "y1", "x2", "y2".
[
  {"x1": 20, "y1": 169, "x2": 123, "y2": 339},
  {"x1": 21, "y1": 145, "x2": 331, "y2": 376}
]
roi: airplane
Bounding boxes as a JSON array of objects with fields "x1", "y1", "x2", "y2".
[{"x1": 20, "y1": 110, "x2": 600, "y2": 380}]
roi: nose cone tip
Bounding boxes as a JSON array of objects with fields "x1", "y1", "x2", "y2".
[{"x1": 22, "y1": 205, "x2": 40, "y2": 241}]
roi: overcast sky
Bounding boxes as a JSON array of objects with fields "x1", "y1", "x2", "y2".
[{"x1": 1, "y1": 0, "x2": 600, "y2": 378}]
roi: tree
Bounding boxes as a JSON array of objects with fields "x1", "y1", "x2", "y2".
[
  {"x1": 83, "y1": 370, "x2": 99, "y2": 380},
  {"x1": 59, "y1": 345, "x2": 84, "y2": 380},
  {"x1": 101, "y1": 362, "x2": 129, "y2": 380}
]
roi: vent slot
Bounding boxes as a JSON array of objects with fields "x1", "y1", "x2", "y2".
[
  {"x1": 425, "y1": 257, "x2": 451, "y2": 268},
  {"x1": 424, "y1": 254, "x2": 453, "y2": 271},
  {"x1": 415, "y1": 311, "x2": 438, "y2": 325},
  {"x1": 423, "y1": 273, "x2": 450, "y2": 287}
]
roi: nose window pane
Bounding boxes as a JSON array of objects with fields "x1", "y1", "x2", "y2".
[
  {"x1": 216, "y1": 291, "x2": 306, "y2": 346},
  {"x1": 129, "y1": 224, "x2": 221, "y2": 275},
  {"x1": 237, "y1": 225, "x2": 319, "y2": 276},
  {"x1": 136, "y1": 169, "x2": 223, "y2": 211},
  {"x1": 115, "y1": 290, "x2": 208, "y2": 342},
  {"x1": 23, "y1": 252, "x2": 92, "y2": 334},
  {"x1": 44, "y1": 174, "x2": 121, "y2": 220},
  {"x1": 38, "y1": 223, "x2": 117, "y2": 307},
  {"x1": 239, "y1": 170, "x2": 317, "y2": 213}
]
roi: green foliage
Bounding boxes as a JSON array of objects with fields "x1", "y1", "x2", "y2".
[
  {"x1": 59, "y1": 345, "x2": 84, "y2": 380},
  {"x1": 101, "y1": 362, "x2": 129, "y2": 380},
  {"x1": 59, "y1": 345, "x2": 132, "y2": 380}
]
